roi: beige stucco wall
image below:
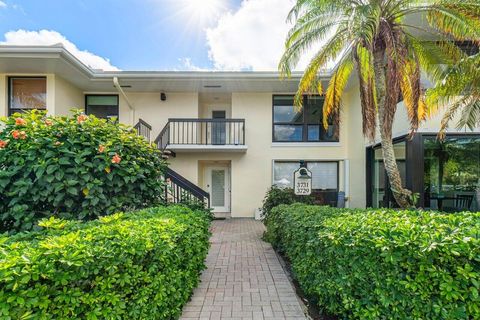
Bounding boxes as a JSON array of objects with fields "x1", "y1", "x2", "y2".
[
  {"x1": 125, "y1": 92, "x2": 199, "y2": 137},
  {"x1": 167, "y1": 91, "x2": 367, "y2": 217},
  {"x1": 54, "y1": 75, "x2": 84, "y2": 116},
  {"x1": 0, "y1": 74, "x2": 6, "y2": 117},
  {"x1": 342, "y1": 87, "x2": 368, "y2": 209},
  {"x1": 391, "y1": 100, "x2": 479, "y2": 138}
]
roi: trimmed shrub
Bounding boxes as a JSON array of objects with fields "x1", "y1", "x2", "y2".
[
  {"x1": 173, "y1": 200, "x2": 215, "y2": 221},
  {"x1": 261, "y1": 186, "x2": 314, "y2": 219},
  {"x1": 0, "y1": 110, "x2": 166, "y2": 232},
  {"x1": 265, "y1": 204, "x2": 480, "y2": 319},
  {"x1": 0, "y1": 206, "x2": 210, "y2": 320}
]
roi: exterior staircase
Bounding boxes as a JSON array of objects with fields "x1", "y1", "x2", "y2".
[{"x1": 134, "y1": 119, "x2": 210, "y2": 207}]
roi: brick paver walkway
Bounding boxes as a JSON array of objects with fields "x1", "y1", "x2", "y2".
[{"x1": 180, "y1": 219, "x2": 308, "y2": 320}]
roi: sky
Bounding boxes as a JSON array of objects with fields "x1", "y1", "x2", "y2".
[{"x1": 0, "y1": 0, "x2": 300, "y2": 71}]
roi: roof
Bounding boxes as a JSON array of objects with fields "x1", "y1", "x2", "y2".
[{"x1": 0, "y1": 45, "x2": 332, "y2": 93}]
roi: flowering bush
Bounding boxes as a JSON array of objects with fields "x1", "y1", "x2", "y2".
[{"x1": 0, "y1": 110, "x2": 166, "y2": 232}]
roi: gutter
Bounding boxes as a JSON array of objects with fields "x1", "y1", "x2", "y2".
[
  {"x1": 113, "y1": 76, "x2": 135, "y2": 125},
  {"x1": 0, "y1": 46, "x2": 334, "y2": 80}
]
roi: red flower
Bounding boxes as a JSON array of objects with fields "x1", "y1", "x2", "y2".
[
  {"x1": 111, "y1": 154, "x2": 121, "y2": 164},
  {"x1": 15, "y1": 118, "x2": 27, "y2": 126},
  {"x1": 44, "y1": 119, "x2": 53, "y2": 126},
  {"x1": 0, "y1": 140, "x2": 8, "y2": 148},
  {"x1": 98, "y1": 145, "x2": 106, "y2": 153},
  {"x1": 77, "y1": 114, "x2": 88, "y2": 124},
  {"x1": 12, "y1": 130, "x2": 27, "y2": 140}
]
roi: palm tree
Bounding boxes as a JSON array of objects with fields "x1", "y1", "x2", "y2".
[
  {"x1": 279, "y1": 0, "x2": 480, "y2": 208},
  {"x1": 427, "y1": 52, "x2": 480, "y2": 138}
]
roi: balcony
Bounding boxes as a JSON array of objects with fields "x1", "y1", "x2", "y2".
[{"x1": 155, "y1": 118, "x2": 247, "y2": 152}]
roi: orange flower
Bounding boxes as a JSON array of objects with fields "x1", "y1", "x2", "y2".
[
  {"x1": 0, "y1": 140, "x2": 8, "y2": 148},
  {"x1": 111, "y1": 154, "x2": 121, "y2": 164},
  {"x1": 98, "y1": 145, "x2": 106, "y2": 153},
  {"x1": 44, "y1": 119, "x2": 53, "y2": 126},
  {"x1": 12, "y1": 130, "x2": 27, "y2": 140},
  {"x1": 15, "y1": 118, "x2": 27, "y2": 126},
  {"x1": 77, "y1": 114, "x2": 88, "y2": 124}
]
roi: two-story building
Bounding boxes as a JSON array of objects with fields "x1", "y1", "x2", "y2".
[{"x1": 0, "y1": 45, "x2": 479, "y2": 217}]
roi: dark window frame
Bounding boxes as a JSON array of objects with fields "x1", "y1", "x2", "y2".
[
  {"x1": 273, "y1": 160, "x2": 340, "y2": 192},
  {"x1": 272, "y1": 94, "x2": 339, "y2": 143},
  {"x1": 85, "y1": 94, "x2": 119, "y2": 119},
  {"x1": 8, "y1": 76, "x2": 47, "y2": 115},
  {"x1": 366, "y1": 132, "x2": 480, "y2": 209},
  {"x1": 366, "y1": 135, "x2": 409, "y2": 208}
]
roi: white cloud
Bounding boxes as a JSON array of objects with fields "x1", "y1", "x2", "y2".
[
  {"x1": 206, "y1": 0, "x2": 328, "y2": 71},
  {"x1": 176, "y1": 57, "x2": 210, "y2": 71},
  {"x1": 206, "y1": 0, "x2": 320, "y2": 71},
  {"x1": 0, "y1": 1, "x2": 7, "y2": 8},
  {"x1": 0, "y1": 30, "x2": 120, "y2": 71},
  {"x1": 206, "y1": 0, "x2": 293, "y2": 70}
]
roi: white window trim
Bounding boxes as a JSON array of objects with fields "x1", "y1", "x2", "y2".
[
  {"x1": 271, "y1": 142, "x2": 342, "y2": 148},
  {"x1": 272, "y1": 159, "x2": 341, "y2": 189}
]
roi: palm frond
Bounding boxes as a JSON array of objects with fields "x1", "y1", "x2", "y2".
[
  {"x1": 323, "y1": 54, "x2": 354, "y2": 128},
  {"x1": 458, "y1": 98, "x2": 480, "y2": 130},
  {"x1": 280, "y1": 20, "x2": 343, "y2": 77},
  {"x1": 293, "y1": 29, "x2": 349, "y2": 109},
  {"x1": 426, "y1": 4, "x2": 480, "y2": 43},
  {"x1": 399, "y1": 53, "x2": 424, "y2": 131}
]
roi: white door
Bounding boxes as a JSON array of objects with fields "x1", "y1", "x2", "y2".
[{"x1": 205, "y1": 166, "x2": 230, "y2": 213}]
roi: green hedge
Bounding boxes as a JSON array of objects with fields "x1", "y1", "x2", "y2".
[
  {"x1": 0, "y1": 206, "x2": 210, "y2": 320},
  {"x1": 0, "y1": 110, "x2": 166, "y2": 233},
  {"x1": 264, "y1": 204, "x2": 480, "y2": 319},
  {"x1": 261, "y1": 186, "x2": 314, "y2": 219}
]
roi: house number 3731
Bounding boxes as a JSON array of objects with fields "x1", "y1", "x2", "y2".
[{"x1": 293, "y1": 167, "x2": 312, "y2": 196}]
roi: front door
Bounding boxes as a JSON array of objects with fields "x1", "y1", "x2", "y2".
[{"x1": 205, "y1": 165, "x2": 230, "y2": 213}]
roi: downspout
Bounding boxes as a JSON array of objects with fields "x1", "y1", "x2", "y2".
[
  {"x1": 113, "y1": 77, "x2": 135, "y2": 125},
  {"x1": 344, "y1": 159, "x2": 350, "y2": 208}
]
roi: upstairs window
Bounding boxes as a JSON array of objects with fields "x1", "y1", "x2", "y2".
[
  {"x1": 272, "y1": 95, "x2": 338, "y2": 142},
  {"x1": 85, "y1": 95, "x2": 119, "y2": 120},
  {"x1": 8, "y1": 77, "x2": 47, "y2": 115}
]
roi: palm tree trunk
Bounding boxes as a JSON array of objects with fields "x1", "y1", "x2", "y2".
[{"x1": 373, "y1": 47, "x2": 413, "y2": 208}]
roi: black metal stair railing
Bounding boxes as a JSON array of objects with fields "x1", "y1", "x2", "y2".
[
  {"x1": 154, "y1": 122, "x2": 171, "y2": 152},
  {"x1": 134, "y1": 119, "x2": 210, "y2": 207},
  {"x1": 134, "y1": 118, "x2": 152, "y2": 142},
  {"x1": 164, "y1": 168, "x2": 210, "y2": 207}
]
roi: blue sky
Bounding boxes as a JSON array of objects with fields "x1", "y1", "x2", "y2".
[{"x1": 0, "y1": 0, "x2": 296, "y2": 71}]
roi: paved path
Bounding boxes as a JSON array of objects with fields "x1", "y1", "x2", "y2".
[{"x1": 181, "y1": 219, "x2": 307, "y2": 320}]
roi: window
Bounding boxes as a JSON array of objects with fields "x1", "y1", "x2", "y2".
[
  {"x1": 272, "y1": 95, "x2": 338, "y2": 142},
  {"x1": 8, "y1": 77, "x2": 47, "y2": 115},
  {"x1": 370, "y1": 141, "x2": 407, "y2": 208},
  {"x1": 273, "y1": 161, "x2": 338, "y2": 190},
  {"x1": 424, "y1": 136, "x2": 479, "y2": 211},
  {"x1": 85, "y1": 95, "x2": 119, "y2": 119},
  {"x1": 367, "y1": 134, "x2": 480, "y2": 212}
]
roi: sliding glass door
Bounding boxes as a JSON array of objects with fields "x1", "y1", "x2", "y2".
[
  {"x1": 424, "y1": 136, "x2": 480, "y2": 211},
  {"x1": 370, "y1": 141, "x2": 407, "y2": 208},
  {"x1": 367, "y1": 134, "x2": 480, "y2": 211}
]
